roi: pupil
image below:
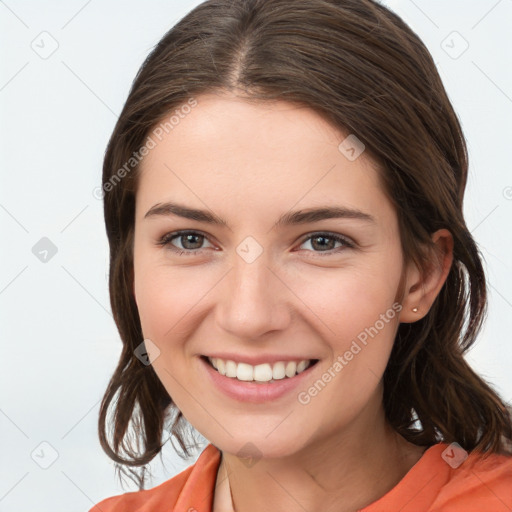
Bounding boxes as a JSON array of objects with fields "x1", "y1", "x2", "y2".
[
  {"x1": 312, "y1": 236, "x2": 333, "y2": 251},
  {"x1": 183, "y1": 234, "x2": 202, "y2": 249}
]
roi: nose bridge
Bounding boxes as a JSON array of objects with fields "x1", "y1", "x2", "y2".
[{"x1": 215, "y1": 248, "x2": 290, "y2": 339}]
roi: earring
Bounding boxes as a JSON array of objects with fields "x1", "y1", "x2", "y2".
[{"x1": 412, "y1": 307, "x2": 418, "y2": 312}]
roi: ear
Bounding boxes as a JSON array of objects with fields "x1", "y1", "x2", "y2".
[{"x1": 399, "y1": 229, "x2": 454, "y2": 323}]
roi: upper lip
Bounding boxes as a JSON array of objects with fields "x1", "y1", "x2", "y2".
[{"x1": 202, "y1": 353, "x2": 319, "y2": 366}]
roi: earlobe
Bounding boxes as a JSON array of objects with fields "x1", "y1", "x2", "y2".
[{"x1": 399, "y1": 229, "x2": 454, "y2": 323}]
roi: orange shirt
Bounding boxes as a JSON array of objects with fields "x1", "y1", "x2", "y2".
[{"x1": 90, "y1": 442, "x2": 512, "y2": 511}]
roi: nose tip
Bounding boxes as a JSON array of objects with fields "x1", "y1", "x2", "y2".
[{"x1": 215, "y1": 258, "x2": 291, "y2": 340}]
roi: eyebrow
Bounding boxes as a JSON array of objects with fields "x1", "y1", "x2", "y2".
[{"x1": 144, "y1": 201, "x2": 375, "y2": 228}]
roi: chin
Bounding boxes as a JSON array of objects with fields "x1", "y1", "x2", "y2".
[{"x1": 207, "y1": 429, "x2": 309, "y2": 461}]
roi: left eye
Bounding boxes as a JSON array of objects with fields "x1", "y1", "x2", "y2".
[{"x1": 297, "y1": 233, "x2": 354, "y2": 254}]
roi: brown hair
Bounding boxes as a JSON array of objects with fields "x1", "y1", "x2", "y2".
[{"x1": 98, "y1": 0, "x2": 512, "y2": 489}]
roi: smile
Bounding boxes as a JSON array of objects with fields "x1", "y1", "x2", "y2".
[{"x1": 205, "y1": 356, "x2": 318, "y2": 383}]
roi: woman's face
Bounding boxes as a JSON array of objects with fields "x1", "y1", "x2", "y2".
[{"x1": 133, "y1": 93, "x2": 415, "y2": 458}]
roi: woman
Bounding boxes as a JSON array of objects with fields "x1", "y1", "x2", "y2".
[{"x1": 91, "y1": 0, "x2": 512, "y2": 510}]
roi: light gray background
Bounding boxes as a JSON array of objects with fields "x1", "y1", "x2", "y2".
[{"x1": 1, "y1": 1, "x2": 511, "y2": 510}]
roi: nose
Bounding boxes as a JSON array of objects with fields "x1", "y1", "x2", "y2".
[{"x1": 215, "y1": 254, "x2": 292, "y2": 340}]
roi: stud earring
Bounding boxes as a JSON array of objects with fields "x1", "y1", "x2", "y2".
[{"x1": 412, "y1": 307, "x2": 418, "y2": 312}]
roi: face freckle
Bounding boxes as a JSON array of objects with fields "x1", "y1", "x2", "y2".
[{"x1": 132, "y1": 93, "x2": 408, "y2": 458}]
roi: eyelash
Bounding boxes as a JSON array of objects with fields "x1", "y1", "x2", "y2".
[{"x1": 156, "y1": 230, "x2": 355, "y2": 257}]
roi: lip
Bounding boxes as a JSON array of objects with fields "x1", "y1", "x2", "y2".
[{"x1": 200, "y1": 356, "x2": 319, "y2": 403}]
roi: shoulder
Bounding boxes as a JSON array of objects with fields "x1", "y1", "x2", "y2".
[
  {"x1": 363, "y1": 443, "x2": 512, "y2": 512},
  {"x1": 429, "y1": 445, "x2": 512, "y2": 511},
  {"x1": 89, "y1": 444, "x2": 221, "y2": 512}
]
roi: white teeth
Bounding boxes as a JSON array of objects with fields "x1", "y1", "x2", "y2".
[
  {"x1": 225, "y1": 360, "x2": 237, "y2": 378},
  {"x1": 285, "y1": 361, "x2": 297, "y2": 378},
  {"x1": 254, "y1": 363, "x2": 273, "y2": 382},
  {"x1": 208, "y1": 357, "x2": 314, "y2": 382},
  {"x1": 216, "y1": 358, "x2": 226, "y2": 376},
  {"x1": 237, "y1": 362, "x2": 254, "y2": 381},
  {"x1": 226, "y1": 361, "x2": 237, "y2": 379},
  {"x1": 272, "y1": 361, "x2": 286, "y2": 380},
  {"x1": 296, "y1": 360, "x2": 308, "y2": 373}
]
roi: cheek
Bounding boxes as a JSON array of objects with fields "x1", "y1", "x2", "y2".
[
  {"x1": 290, "y1": 263, "x2": 402, "y2": 420},
  {"x1": 133, "y1": 261, "x2": 226, "y2": 401},
  {"x1": 291, "y1": 262, "x2": 401, "y2": 345},
  {"x1": 133, "y1": 264, "x2": 208, "y2": 403},
  {"x1": 134, "y1": 262, "x2": 211, "y2": 339}
]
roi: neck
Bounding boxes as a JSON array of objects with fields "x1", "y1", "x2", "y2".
[{"x1": 214, "y1": 404, "x2": 425, "y2": 512}]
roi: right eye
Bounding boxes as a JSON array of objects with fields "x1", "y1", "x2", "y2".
[{"x1": 156, "y1": 230, "x2": 215, "y2": 256}]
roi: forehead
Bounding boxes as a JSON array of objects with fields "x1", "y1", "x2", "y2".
[{"x1": 135, "y1": 93, "x2": 394, "y2": 227}]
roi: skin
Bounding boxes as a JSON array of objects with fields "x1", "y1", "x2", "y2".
[{"x1": 132, "y1": 92, "x2": 453, "y2": 512}]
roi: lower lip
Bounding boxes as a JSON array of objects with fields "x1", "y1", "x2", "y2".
[{"x1": 201, "y1": 357, "x2": 318, "y2": 404}]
